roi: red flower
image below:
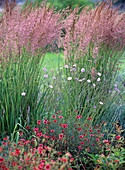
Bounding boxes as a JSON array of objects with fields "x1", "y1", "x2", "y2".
[
  {"x1": 79, "y1": 135, "x2": 83, "y2": 138},
  {"x1": 0, "y1": 158, "x2": 4, "y2": 163},
  {"x1": 52, "y1": 115, "x2": 56, "y2": 118},
  {"x1": 51, "y1": 130, "x2": 54, "y2": 133},
  {"x1": 48, "y1": 121, "x2": 51, "y2": 124},
  {"x1": 62, "y1": 158, "x2": 68, "y2": 162},
  {"x1": 88, "y1": 117, "x2": 92, "y2": 120},
  {"x1": 62, "y1": 124, "x2": 68, "y2": 128},
  {"x1": 53, "y1": 120, "x2": 57, "y2": 123},
  {"x1": 116, "y1": 136, "x2": 121, "y2": 140},
  {"x1": 70, "y1": 158, "x2": 74, "y2": 162},
  {"x1": 59, "y1": 134, "x2": 63, "y2": 138},
  {"x1": 3, "y1": 137, "x2": 9, "y2": 140},
  {"x1": 78, "y1": 146, "x2": 82, "y2": 149},
  {"x1": 81, "y1": 141, "x2": 84, "y2": 145},
  {"x1": 71, "y1": 137, "x2": 74, "y2": 139},
  {"x1": 78, "y1": 127, "x2": 82, "y2": 131},
  {"x1": 26, "y1": 126, "x2": 30, "y2": 129},
  {"x1": 96, "y1": 138, "x2": 100, "y2": 142},
  {"x1": 114, "y1": 160, "x2": 119, "y2": 162}
]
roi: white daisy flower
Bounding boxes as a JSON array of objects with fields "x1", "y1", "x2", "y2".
[
  {"x1": 21, "y1": 92, "x2": 26, "y2": 96},
  {"x1": 73, "y1": 64, "x2": 76, "y2": 67},
  {"x1": 49, "y1": 85, "x2": 53, "y2": 88},
  {"x1": 99, "y1": 102, "x2": 103, "y2": 105},
  {"x1": 87, "y1": 79, "x2": 91, "y2": 83},
  {"x1": 97, "y1": 78, "x2": 101, "y2": 81},
  {"x1": 81, "y1": 68, "x2": 85, "y2": 72},
  {"x1": 97, "y1": 72, "x2": 101, "y2": 76},
  {"x1": 67, "y1": 77, "x2": 72, "y2": 80},
  {"x1": 60, "y1": 67, "x2": 63, "y2": 69},
  {"x1": 79, "y1": 78, "x2": 85, "y2": 82}
]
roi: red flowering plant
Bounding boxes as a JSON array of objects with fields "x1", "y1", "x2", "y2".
[
  {"x1": 0, "y1": 134, "x2": 73, "y2": 169},
  {"x1": 18, "y1": 111, "x2": 124, "y2": 168}
]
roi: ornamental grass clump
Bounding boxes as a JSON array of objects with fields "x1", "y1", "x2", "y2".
[
  {"x1": 57, "y1": 0, "x2": 125, "y2": 122},
  {"x1": 0, "y1": 0, "x2": 65, "y2": 61},
  {"x1": 60, "y1": 0, "x2": 125, "y2": 62},
  {"x1": 0, "y1": 44, "x2": 52, "y2": 139}
]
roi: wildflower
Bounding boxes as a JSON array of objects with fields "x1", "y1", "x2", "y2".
[
  {"x1": 70, "y1": 158, "x2": 74, "y2": 162},
  {"x1": 3, "y1": 137, "x2": 9, "y2": 140},
  {"x1": 52, "y1": 115, "x2": 56, "y2": 118},
  {"x1": 65, "y1": 65, "x2": 69, "y2": 68},
  {"x1": 103, "y1": 140, "x2": 109, "y2": 143},
  {"x1": 93, "y1": 83, "x2": 96, "y2": 87},
  {"x1": 53, "y1": 120, "x2": 57, "y2": 123},
  {"x1": 79, "y1": 78, "x2": 85, "y2": 82},
  {"x1": 43, "y1": 68, "x2": 47, "y2": 71},
  {"x1": 37, "y1": 120, "x2": 41, "y2": 124},
  {"x1": 116, "y1": 136, "x2": 121, "y2": 139},
  {"x1": 93, "y1": 106, "x2": 96, "y2": 108},
  {"x1": 52, "y1": 77, "x2": 56, "y2": 79},
  {"x1": 79, "y1": 135, "x2": 83, "y2": 138},
  {"x1": 49, "y1": 85, "x2": 53, "y2": 88},
  {"x1": 81, "y1": 141, "x2": 84, "y2": 145},
  {"x1": 43, "y1": 120, "x2": 47, "y2": 124},
  {"x1": 88, "y1": 117, "x2": 92, "y2": 120},
  {"x1": 78, "y1": 146, "x2": 82, "y2": 149},
  {"x1": 97, "y1": 78, "x2": 101, "y2": 81},
  {"x1": 114, "y1": 160, "x2": 119, "y2": 162},
  {"x1": 114, "y1": 84, "x2": 117, "y2": 87},
  {"x1": 96, "y1": 138, "x2": 100, "y2": 142},
  {"x1": 78, "y1": 127, "x2": 82, "y2": 131},
  {"x1": 45, "y1": 164, "x2": 51, "y2": 170},
  {"x1": 51, "y1": 130, "x2": 54, "y2": 133},
  {"x1": 87, "y1": 79, "x2": 91, "y2": 83},
  {"x1": 75, "y1": 77, "x2": 79, "y2": 80},
  {"x1": 62, "y1": 124, "x2": 68, "y2": 128},
  {"x1": 21, "y1": 92, "x2": 26, "y2": 96},
  {"x1": 115, "y1": 88, "x2": 120, "y2": 92},
  {"x1": 59, "y1": 134, "x2": 63, "y2": 138},
  {"x1": 67, "y1": 77, "x2": 72, "y2": 80},
  {"x1": 71, "y1": 137, "x2": 74, "y2": 139},
  {"x1": 33, "y1": 128, "x2": 39, "y2": 132},
  {"x1": 60, "y1": 67, "x2": 63, "y2": 69},
  {"x1": 44, "y1": 74, "x2": 48, "y2": 78},
  {"x1": 19, "y1": 131, "x2": 23, "y2": 136},
  {"x1": 59, "y1": 116, "x2": 63, "y2": 119},
  {"x1": 97, "y1": 72, "x2": 101, "y2": 76},
  {"x1": 99, "y1": 102, "x2": 103, "y2": 105},
  {"x1": 73, "y1": 64, "x2": 76, "y2": 67},
  {"x1": 76, "y1": 115, "x2": 82, "y2": 118},
  {"x1": 81, "y1": 68, "x2": 85, "y2": 72},
  {"x1": 26, "y1": 126, "x2": 30, "y2": 129}
]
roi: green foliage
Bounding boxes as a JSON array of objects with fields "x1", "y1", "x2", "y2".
[
  {"x1": 18, "y1": 0, "x2": 97, "y2": 13},
  {"x1": 0, "y1": 44, "x2": 50, "y2": 139}
]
